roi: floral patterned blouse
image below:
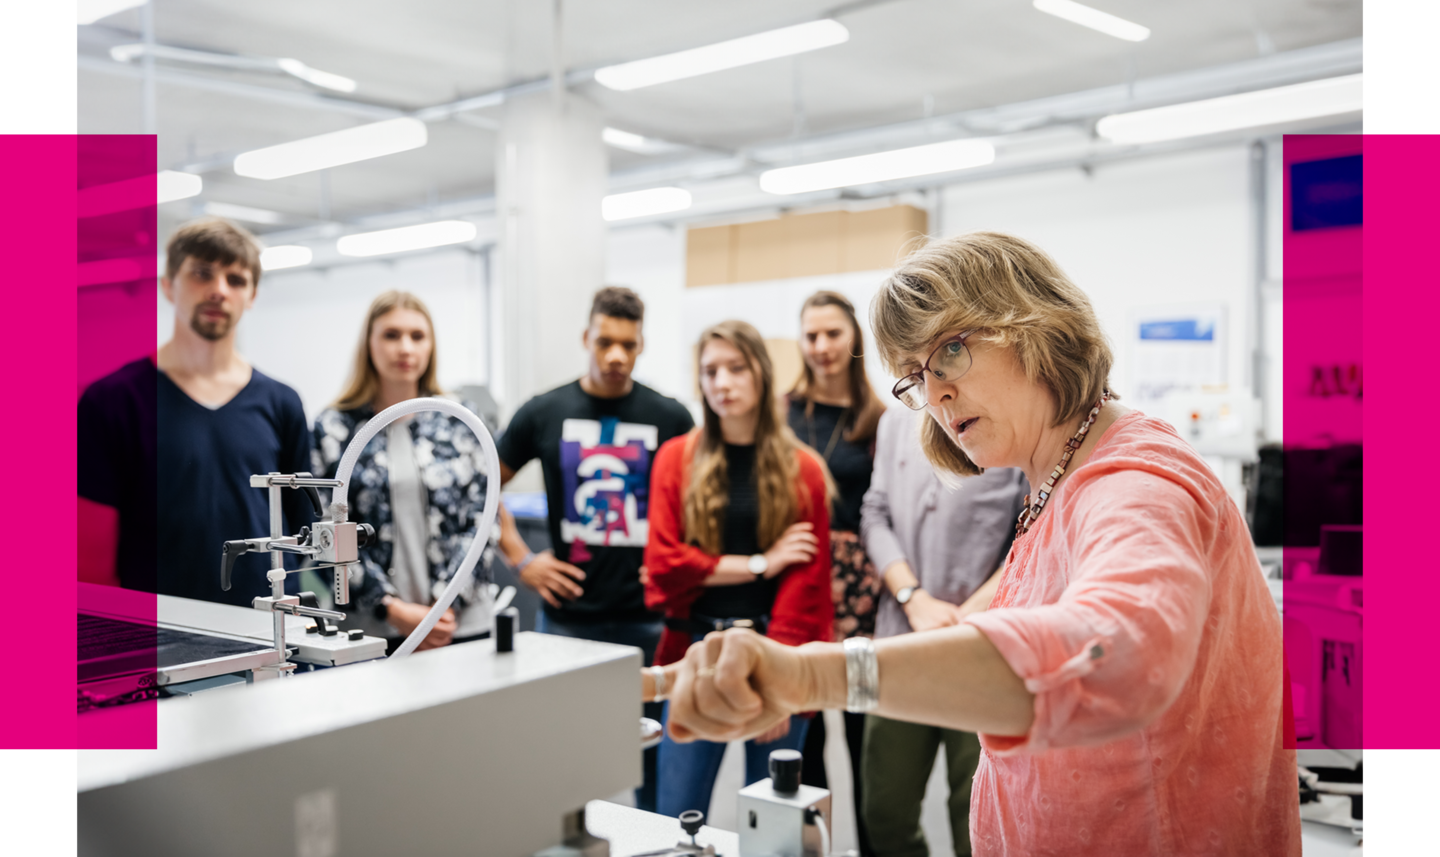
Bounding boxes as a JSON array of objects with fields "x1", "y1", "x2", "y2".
[{"x1": 311, "y1": 398, "x2": 492, "y2": 617}]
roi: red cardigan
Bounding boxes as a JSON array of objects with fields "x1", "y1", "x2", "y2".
[{"x1": 644, "y1": 430, "x2": 833, "y2": 666}]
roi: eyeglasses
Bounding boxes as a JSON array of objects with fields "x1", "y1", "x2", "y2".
[{"x1": 891, "y1": 330, "x2": 976, "y2": 410}]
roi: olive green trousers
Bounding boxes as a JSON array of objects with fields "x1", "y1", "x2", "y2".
[{"x1": 861, "y1": 714, "x2": 982, "y2": 857}]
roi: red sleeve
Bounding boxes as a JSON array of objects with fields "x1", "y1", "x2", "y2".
[
  {"x1": 643, "y1": 433, "x2": 719, "y2": 612},
  {"x1": 766, "y1": 451, "x2": 834, "y2": 647}
]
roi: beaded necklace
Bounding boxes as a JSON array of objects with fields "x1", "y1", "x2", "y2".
[{"x1": 1015, "y1": 389, "x2": 1110, "y2": 537}]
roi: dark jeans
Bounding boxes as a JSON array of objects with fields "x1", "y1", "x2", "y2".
[
  {"x1": 535, "y1": 612, "x2": 664, "y2": 813},
  {"x1": 654, "y1": 630, "x2": 809, "y2": 818},
  {"x1": 656, "y1": 701, "x2": 811, "y2": 818}
]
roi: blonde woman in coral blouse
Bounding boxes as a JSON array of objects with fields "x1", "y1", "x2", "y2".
[{"x1": 646, "y1": 233, "x2": 1300, "y2": 856}]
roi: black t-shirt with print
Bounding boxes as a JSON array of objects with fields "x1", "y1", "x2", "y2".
[{"x1": 498, "y1": 380, "x2": 694, "y2": 623}]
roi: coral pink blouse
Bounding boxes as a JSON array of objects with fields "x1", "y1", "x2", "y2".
[{"x1": 964, "y1": 413, "x2": 1299, "y2": 856}]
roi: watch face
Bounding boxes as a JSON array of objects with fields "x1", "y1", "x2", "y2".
[
  {"x1": 897, "y1": 587, "x2": 915, "y2": 605},
  {"x1": 748, "y1": 554, "x2": 767, "y2": 575}
]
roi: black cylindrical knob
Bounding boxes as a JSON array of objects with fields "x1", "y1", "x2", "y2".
[
  {"x1": 679, "y1": 810, "x2": 705, "y2": 838},
  {"x1": 495, "y1": 607, "x2": 518, "y2": 653},
  {"x1": 769, "y1": 748, "x2": 802, "y2": 793}
]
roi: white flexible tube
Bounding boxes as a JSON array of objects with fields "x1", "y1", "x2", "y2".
[{"x1": 330, "y1": 397, "x2": 501, "y2": 659}]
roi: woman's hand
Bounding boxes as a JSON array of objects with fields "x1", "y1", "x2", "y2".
[
  {"x1": 753, "y1": 717, "x2": 792, "y2": 744},
  {"x1": 904, "y1": 590, "x2": 964, "y2": 632},
  {"x1": 666, "y1": 628, "x2": 839, "y2": 743},
  {"x1": 518, "y1": 550, "x2": 586, "y2": 608},
  {"x1": 763, "y1": 522, "x2": 818, "y2": 578},
  {"x1": 385, "y1": 600, "x2": 458, "y2": 650}
]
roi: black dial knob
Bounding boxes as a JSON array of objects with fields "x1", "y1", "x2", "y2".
[
  {"x1": 769, "y1": 748, "x2": 802, "y2": 793},
  {"x1": 679, "y1": 810, "x2": 705, "y2": 838}
]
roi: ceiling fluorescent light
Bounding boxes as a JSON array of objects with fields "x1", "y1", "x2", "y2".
[
  {"x1": 78, "y1": 170, "x2": 202, "y2": 218},
  {"x1": 1033, "y1": 0, "x2": 1150, "y2": 42},
  {"x1": 760, "y1": 139, "x2": 995, "y2": 195},
  {"x1": 158, "y1": 170, "x2": 203, "y2": 203},
  {"x1": 260, "y1": 245, "x2": 313, "y2": 270},
  {"x1": 234, "y1": 117, "x2": 427, "y2": 180},
  {"x1": 276, "y1": 58, "x2": 357, "y2": 94},
  {"x1": 1096, "y1": 74, "x2": 1363, "y2": 144},
  {"x1": 603, "y1": 128, "x2": 648, "y2": 149},
  {"x1": 595, "y1": 19, "x2": 849, "y2": 91},
  {"x1": 79, "y1": 0, "x2": 145, "y2": 25},
  {"x1": 336, "y1": 221, "x2": 477, "y2": 257},
  {"x1": 204, "y1": 201, "x2": 287, "y2": 225},
  {"x1": 602, "y1": 127, "x2": 687, "y2": 155},
  {"x1": 602, "y1": 188, "x2": 693, "y2": 221}
]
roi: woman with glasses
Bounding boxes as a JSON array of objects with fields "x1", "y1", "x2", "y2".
[
  {"x1": 647, "y1": 234, "x2": 1299, "y2": 855},
  {"x1": 313, "y1": 291, "x2": 492, "y2": 652},
  {"x1": 643, "y1": 320, "x2": 833, "y2": 819},
  {"x1": 785, "y1": 291, "x2": 885, "y2": 853}
]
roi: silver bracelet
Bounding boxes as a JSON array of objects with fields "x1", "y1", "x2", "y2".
[
  {"x1": 515, "y1": 551, "x2": 538, "y2": 572},
  {"x1": 843, "y1": 637, "x2": 879, "y2": 713}
]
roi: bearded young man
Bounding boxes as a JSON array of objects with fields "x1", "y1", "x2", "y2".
[{"x1": 78, "y1": 217, "x2": 314, "y2": 605}]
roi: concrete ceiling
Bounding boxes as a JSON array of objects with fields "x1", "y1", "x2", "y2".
[{"x1": 78, "y1": 0, "x2": 1362, "y2": 236}]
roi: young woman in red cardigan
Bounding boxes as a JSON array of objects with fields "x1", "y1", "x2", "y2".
[{"x1": 644, "y1": 319, "x2": 833, "y2": 818}]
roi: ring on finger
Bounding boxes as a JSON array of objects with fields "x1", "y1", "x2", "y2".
[{"x1": 696, "y1": 666, "x2": 718, "y2": 679}]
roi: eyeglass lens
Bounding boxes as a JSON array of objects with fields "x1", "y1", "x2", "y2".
[{"x1": 894, "y1": 340, "x2": 971, "y2": 409}]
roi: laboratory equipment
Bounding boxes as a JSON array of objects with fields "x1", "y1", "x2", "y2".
[
  {"x1": 77, "y1": 582, "x2": 386, "y2": 711},
  {"x1": 1158, "y1": 389, "x2": 1261, "y2": 512},
  {"x1": 78, "y1": 632, "x2": 643, "y2": 857},
  {"x1": 737, "y1": 749, "x2": 832, "y2": 857},
  {"x1": 218, "y1": 471, "x2": 376, "y2": 679}
]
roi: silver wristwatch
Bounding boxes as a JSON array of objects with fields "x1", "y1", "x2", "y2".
[
  {"x1": 747, "y1": 554, "x2": 768, "y2": 577},
  {"x1": 895, "y1": 585, "x2": 919, "y2": 605}
]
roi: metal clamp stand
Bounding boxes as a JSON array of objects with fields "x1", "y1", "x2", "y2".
[{"x1": 219, "y1": 472, "x2": 375, "y2": 679}]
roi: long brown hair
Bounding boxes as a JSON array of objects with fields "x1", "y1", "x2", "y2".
[
  {"x1": 790, "y1": 291, "x2": 884, "y2": 444},
  {"x1": 333, "y1": 291, "x2": 443, "y2": 411},
  {"x1": 685, "y1": 321, "x2": 809, "y2": 555}
]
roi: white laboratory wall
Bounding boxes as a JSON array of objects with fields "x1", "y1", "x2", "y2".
[
  {"x1": 607, "y1": 145, "x2": 1256, "y2": 420},
  {"x1": 606, "y1": 224, "x2": 689, "y2": 402},
  {"x1": 156, "y1": 249, "x2": 490, "y2": 422},
  {"x1": 940, "y1": 145, "x2": 1255, "y2": 408}
]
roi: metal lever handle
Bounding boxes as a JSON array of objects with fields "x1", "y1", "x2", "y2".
[
  {"x1": 294, "y1": 472, "x2": 325, "y2": 519},
  {"x1": 220, "y1": 540, "x2": 252, "y2": 592},
  {"x1": 299, "y1": 592, "x2": 339, "y2": 636}
]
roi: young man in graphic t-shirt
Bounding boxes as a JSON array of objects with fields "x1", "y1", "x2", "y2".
[
  {"x1": 496, "y1": 286, "x2": 693, "y2": 812},
  {"x1": 77, "y1": 217, "x2": 313, "y2": 605}
]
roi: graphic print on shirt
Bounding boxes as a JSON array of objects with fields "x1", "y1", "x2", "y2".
[{"x1": 559, "y1": 417, "x2": 659, "y2": 558}]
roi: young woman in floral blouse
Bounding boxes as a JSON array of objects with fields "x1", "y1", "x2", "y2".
[{"x1": 312, "y1": 291, "x2": 492, "y2": 651}]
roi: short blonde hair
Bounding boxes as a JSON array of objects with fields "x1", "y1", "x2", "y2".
[{"x1": 870, "y1": 231, "x2": 1115, "y2": 477}]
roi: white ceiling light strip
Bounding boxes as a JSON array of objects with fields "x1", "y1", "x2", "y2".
[
  {"x1": 602, "y1": 187, "x2": 693, "y2": 221},
  {"x1": 336, "y1": 221, "x2": 477, "y2": 257},
  {"x1": 78, "y1": 171, "x2": 203, "y2": 218},
  {"x1": 760, "y1": 139, "x2": 995, "y2": 195},
  {"x1": 260, "y1": 246, "x2": 314, "y2": 270},
  {"x1": 234, "y1": 117, "x2": 427, "y2": 180},
  {"x1": 595, "y1": 20, "x2": 849, "y2": 91},
  {"x1": 1032, "y1": 0, "x2": 1150, "y2": 42},
  {"x1": 203, "y1": 201, "x2": 288, "y2": 225},
  {"x1": 1096, "y1": 73, "x2": 1363, "y2": 144}
]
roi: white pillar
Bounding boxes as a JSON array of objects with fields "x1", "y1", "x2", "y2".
[{"x1": 494, "y1": 91, "x2": 607, "y2": 418}]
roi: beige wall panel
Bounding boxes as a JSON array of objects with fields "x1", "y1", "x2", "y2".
[
  {"x1": 841, "y1": 205, "x2": 930, "y2": 272},
  {"x1": 733, "y1": 218, "x2": 788, "y2": 284},
  {"x1": 686, "y1": 224, "x2": 735, "y2": 287},
  {"x1": 765, "y1": 337, "x2": 804, "y2": 397},
  {"x1": 784, "y1": 210, "x2": 844, "y2": 279}
]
